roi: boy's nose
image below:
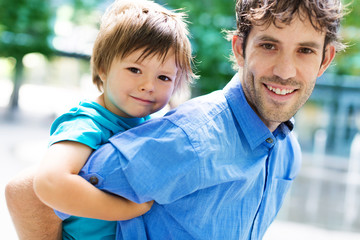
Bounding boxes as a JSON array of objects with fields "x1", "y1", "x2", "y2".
[{"x1": 139, "y1": 77, "x2": 155, "y2": 92}]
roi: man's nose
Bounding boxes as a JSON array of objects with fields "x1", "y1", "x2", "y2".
[{"x1": 272, "y1": 53, "x2": 297, "y2": 80}]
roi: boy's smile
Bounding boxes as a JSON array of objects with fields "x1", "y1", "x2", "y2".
[{"x1": 99, "y1": 48, "x2": 178, "y2": 118}]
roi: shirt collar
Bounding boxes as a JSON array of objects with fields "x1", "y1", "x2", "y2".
[{"x1": 223, "y1": 74, "x2": 294, "y2": 150}]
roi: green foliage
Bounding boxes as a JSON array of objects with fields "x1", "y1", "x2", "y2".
[
  {"x1": 330, "y1": 0, "x2": 360, "y2": 76},
  {"x1": 158, "y1": 0, "x2": 237, "y2": 95},
  {"x1": 0, "y1": 0, "x2": 54, "y2": 59},
  {"x1": 68, "y1": 0, "x2": 104, "y2": 26},
  {"x1": 0, "y1": 0, "x2": 100, "y2": 110},
  {"x1": 342, "y1": 0, "x2": 360, "y2": 26}
]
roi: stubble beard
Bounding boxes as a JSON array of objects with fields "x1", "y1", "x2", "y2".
[{"x1": 243, "y1": 72, "x2": 316, "y2": 127}]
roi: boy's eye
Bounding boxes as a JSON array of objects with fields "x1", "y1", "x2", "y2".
[
  {"x1": 158, "y1": 75, "x2": 171, "y2": 81},
  {"x1": 128, "y1": 67, "x2": 141, "y2": 74}
]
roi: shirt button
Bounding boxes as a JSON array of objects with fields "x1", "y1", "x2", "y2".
[
  {"x1": 266, "y1": 138, "x2": 274, "y2": 144},
  {"x1": 89, "y1": 176, "x2": 99, "y2": 185}
]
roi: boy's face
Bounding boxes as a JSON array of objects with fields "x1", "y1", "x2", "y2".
[
  {"x1": 100, "y1": 48, "x2": 178, "y2": 118},
  {"x1": 232, "y1": 15, "x2": 335, "y2": 132}
]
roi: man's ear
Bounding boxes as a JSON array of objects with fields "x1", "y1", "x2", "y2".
[
  {"x1": 318, "y1": 44, "x2": 336, "y2": 77},
  {"x1": 232, "y1": 35, "x2": 245, "y2": 67}
]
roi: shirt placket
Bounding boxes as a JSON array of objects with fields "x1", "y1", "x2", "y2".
[{"x1": 249, "y1": 138, "x2": 275, "y2": 239}]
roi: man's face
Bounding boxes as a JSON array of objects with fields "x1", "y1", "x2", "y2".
[{"x1": 232, "y1": 16, "x2": 335, "y2": 132}]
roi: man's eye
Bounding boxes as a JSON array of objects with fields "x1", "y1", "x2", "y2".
[
  {"x1": 261, "y1": 43, "x2": 275, "y2": 50},
  {"x1": 299, "y1": 48, "x2": 314, "y2": 54},
  {"x1": 128, "y1": 68, "x2": 141, "y2": 74},
  {"x1": 158, "y1": 75, "x2": 171, "y2": 81}
]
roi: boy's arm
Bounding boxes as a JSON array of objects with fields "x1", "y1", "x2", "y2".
[{"x1": 33, "y1": 141, "x2": 152, "y2": 221}]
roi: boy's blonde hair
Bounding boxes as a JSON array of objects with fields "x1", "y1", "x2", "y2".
[{"x1": 91, "y1": 0, "x2": 196, "y2": 94}]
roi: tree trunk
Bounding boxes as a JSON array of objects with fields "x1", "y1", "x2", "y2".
[{"x1": 8, "y1": 56, "x2": 24, "y2": 112}]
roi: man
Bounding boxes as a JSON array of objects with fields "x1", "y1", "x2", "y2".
[{"x1": 6, "y1": 0, "x2": 345, "y2": 239}]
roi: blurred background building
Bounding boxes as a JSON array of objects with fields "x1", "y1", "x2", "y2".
[{"x1": 0, "y1": 0, "x2": 359, "y2": 239}]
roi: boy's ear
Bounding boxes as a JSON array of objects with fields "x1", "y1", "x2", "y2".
[
  {"x1": 98, "y1": 69, "x2": 107, "y2": 82},
  {"x1": 232, "y1": 35, "x2": 245, "y2": 67},
  {"x1": 317, "y1": 44, "x2": 336, "y2": 77}
]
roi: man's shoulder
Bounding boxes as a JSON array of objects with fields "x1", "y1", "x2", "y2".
[{"x1": 163, "y1": 90, "x2": 230, "y2": 131}]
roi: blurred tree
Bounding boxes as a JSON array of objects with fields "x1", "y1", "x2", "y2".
[
  {"x1": 330, "y1": 0, "x2": 360, "y2": 76},
  {"x1": 159, "y1": 0, "x2": 236, "y2": 95},
  {"x1": 68, "y1": 0, "x2": 108, "y2": 26},
  {"x1": 0, "y1": 0, "x2": 54, "y2": 112},
  {"x1": 0, "y1": 0, "x2": 103, "y2": 113}
]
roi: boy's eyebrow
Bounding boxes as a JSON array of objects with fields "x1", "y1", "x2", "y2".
[
  {"x1": 158, "y1": 65, "x2": 178, "y2": 76},
  {"x1": 125, "y1": 59, "x2": 178, "y2": 75}
]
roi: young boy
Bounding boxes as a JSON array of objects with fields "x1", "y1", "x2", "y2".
[{"x1": 27, "y1": 0, "x2": 195, "y2": 239}]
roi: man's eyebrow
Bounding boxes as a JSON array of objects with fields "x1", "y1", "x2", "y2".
[
  {"x1": 256, "y1": 35, "x2": 279, "y2": 43},
  {"x1": 299, "y1": 42, "x2": 322, "y2": 50},
  {"x1": 256, "y1": 35, "x2": 322, "y2": 49}
]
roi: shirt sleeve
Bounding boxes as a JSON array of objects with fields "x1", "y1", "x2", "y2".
[
  {"x1": 49, "y1": 115, "x2": 109, "y2": 150},
  {"x1": 80, "y1": 118, "x2": 202, "y2": 205}
]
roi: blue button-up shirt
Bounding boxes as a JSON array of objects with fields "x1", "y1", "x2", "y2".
[{"x1": 80, "y1": 74, "x2": 302, "y2": 239}]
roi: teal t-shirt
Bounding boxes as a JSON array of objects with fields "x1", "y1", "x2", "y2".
[{"x1": 49, "y1": 100, "x2": 149, "y2": 240}]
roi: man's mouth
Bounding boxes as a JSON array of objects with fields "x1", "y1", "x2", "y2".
[{"x1": 266, "y1": 85, "x2": 295, "y2": 96}]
